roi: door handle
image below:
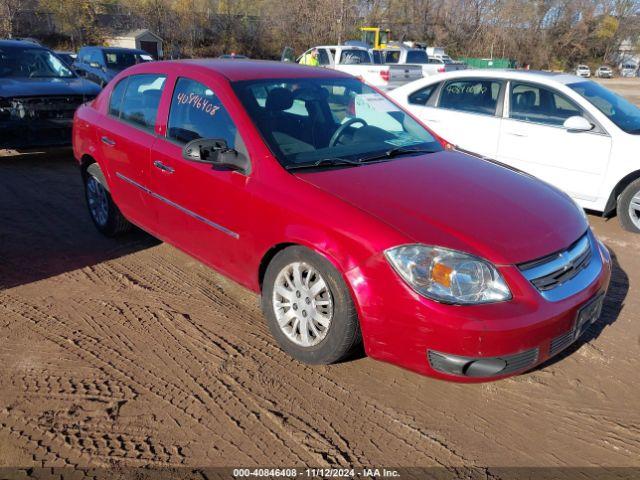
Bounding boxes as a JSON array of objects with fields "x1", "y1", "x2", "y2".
[
  {"x1": 507, "y1": 131, "x2": 527, "y2": 137},
  {"x1": 101, "y1": 136, "x2": 116, "y2": 146},
  {"x1": 153, "y1": 160, "x2": 175, "y2": 174}
]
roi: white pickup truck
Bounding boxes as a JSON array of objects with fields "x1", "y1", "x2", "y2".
[
  {"x1": 381, "y1": 45, "x2": 467, "y2": 76},
  {"x1": 425, "y1": 47, "x2": 467, "y2": 72},
  {"x1": 283, "y1": 45, "x2": 423, "y2": 91}
]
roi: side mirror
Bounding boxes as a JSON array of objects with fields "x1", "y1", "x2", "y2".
[
  {"x1": 182, "y1": 138, "x2": 250, "y2": 174},
  {"x1": 563, "y1": 115, "x2": 593, "y2": 132}
]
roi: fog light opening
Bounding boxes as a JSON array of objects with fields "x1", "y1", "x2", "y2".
[{"x1": 463, "y1": 358, "x2": 508, "y2": 377}]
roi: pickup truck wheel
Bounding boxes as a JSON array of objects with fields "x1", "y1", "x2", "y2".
[
  {"x1": 261, "y1": 246, "x2": 361, "y2": 365},
  {"x1": 618, "y1": 178, "x2": 640, "y2": 233},
  {"x1": 84, "y1": 170, "x2": 131, "y2": 237}
]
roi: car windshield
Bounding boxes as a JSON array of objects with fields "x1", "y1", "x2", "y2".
[
  {"x1": 104, "y1": 50, "x2": 152, "y2": 70},
  {"x1": 569, "y1": 80, "x2": 640, "y2": 134},
  {"x1": 0, "y1": 46, "x2": 75, "y2": 78},
  {"x1": 406, "y1": 50, "x2": 428, "y2": 63},
  {"x1": 233, "y1": 77, "x2": 442, "y2": 169}
]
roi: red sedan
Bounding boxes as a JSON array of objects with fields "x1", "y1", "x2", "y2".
[{"x1": 73, "y1": 60, "x2": 611, "y2": 382}]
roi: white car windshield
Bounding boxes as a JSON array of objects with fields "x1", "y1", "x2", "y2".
[
  {"x1": 233, "y1": 77, "x2": 442, "y2": 169},
  {"x1": 569, "y1": 81, "x2": 640, "y2": 134}
]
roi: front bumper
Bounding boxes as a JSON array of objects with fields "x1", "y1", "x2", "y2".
[
  {"x1": 0, "y1": 95, "x2": 91, "y2": 149},
  {"x1": 0, "y1": 118, "x2": 74, "y2": 149},
  {"x1": 347, "y1": 233, "x2": 612, "y2": 382}
]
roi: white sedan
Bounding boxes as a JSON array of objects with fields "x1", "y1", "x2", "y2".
[
  {"x1": 389, "y1": 69, "x2": 640, "y2": 232},
  {"x1": 576, "y1": 65, "x2": 591, "y2": 78}
]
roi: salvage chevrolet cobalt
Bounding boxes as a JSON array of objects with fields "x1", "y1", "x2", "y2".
[{"x1": 73, "y1": 60, "x2": 611, "y2": 381}]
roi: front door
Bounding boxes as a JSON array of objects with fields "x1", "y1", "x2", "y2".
[
  {"x1": 149, "y1": 76, "x2": 252, "y2": 280},
  {"x1": 496, "y1": 81, "x2": 612, "y2": 204}
]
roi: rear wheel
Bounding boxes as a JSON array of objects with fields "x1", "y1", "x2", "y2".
[
  {"x1": 261, "y1": 246, "x2": 361, "y2": 364},
  {"x1": 84, "y1": 166, "x2": 131, "y2": 237},
  {"x1": 617, "y1": 178, "x2": 640, "y2": 233}
]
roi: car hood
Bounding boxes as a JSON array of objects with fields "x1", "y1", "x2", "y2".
[
  {"x1": 295, "y1": 151, "x2": 587, "y2": 265},
  {"x1": 0, "y1": 77, "x2": 101, "y2": 98}
]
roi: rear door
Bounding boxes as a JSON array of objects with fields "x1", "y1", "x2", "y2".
[
  {"x1": 98, "y1": 73, "x2": 166, "y2": 230},
  {"x1": 410, "y1": 78, "x2": 504, "y2": 157},
  {"x1": 496, "y1": 81, "x2": 611, "y2": 203},
  {"x1": 149, "y1": 75, "x2": 252, "y2": 279}
]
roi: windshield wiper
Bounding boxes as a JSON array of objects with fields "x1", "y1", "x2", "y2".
[
  {"x1": 356, "y1": 146, "x2": 437, "y2": 164},
  {"x1": 286, "y1": 157, "x2": 363, "y2": 171}
]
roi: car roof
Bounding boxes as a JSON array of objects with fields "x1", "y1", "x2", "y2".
[
  {"x1": 0, "y1": 39, "x2": 47, "y2": 50},
  {"x1": 409, "y1": 68, "x2": 585, "y2": 86},
  {"x1": 316, "y1": 45, "x2": 368, "y2": 50},
  {"x1": 128, "y1": 59, "x2": 354, "y2": 82}
]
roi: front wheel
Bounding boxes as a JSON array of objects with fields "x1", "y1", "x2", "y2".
[
  {"x1": 261, "y1": 246, "x2": 361, "y2": 364},
  {"x1": 84, "y1": 168, "x2": 131, "y2": 237},
  {"x1": 617, "y1": 179, "x2": 640, "y2": 233}
]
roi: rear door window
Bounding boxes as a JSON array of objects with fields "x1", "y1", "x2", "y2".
[
  {"x1": 439, "y1": 79, "x2": 502, "y2": 116},
  {"x1": 167, "y1": 77, "x2": 238, "y2": 147},
  {"x1": 116, "y1": 74, "x2": 166, "y2": 131}
]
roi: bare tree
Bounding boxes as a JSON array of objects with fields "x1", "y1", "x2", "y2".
[{"x1": 0, "y1": 0, "x2": 27, "y2": 38}]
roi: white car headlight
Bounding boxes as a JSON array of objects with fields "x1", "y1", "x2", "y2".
[{"x1": 385, "y1": 245, "x2": 511, "y2": 305}]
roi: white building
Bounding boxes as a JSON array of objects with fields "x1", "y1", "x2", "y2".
[
  {"x1": 617, "y1": 37, "x2": 639, "y2": 68},
  {"x1": 105, "y1": 29, "x2": 163, "y2": 59}
]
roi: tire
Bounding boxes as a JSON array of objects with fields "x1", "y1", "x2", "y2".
[
  {"x1": 617, "y1": 178, "x2": 640, "y2": 233},
  {"x1": 261, "y1": 246, "x2": 362, "y2": 365},
  {"x1": 83, "y1": 166, "x2": 131, "y2": 237}
]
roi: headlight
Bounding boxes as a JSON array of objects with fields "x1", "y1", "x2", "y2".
[{"x1": 385, "y1": 245, "x2": 511, "y2": 305}]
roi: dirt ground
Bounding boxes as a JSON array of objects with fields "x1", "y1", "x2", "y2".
[{"x1": 1, "y1": 80, "x2": 639, "y2": 475}]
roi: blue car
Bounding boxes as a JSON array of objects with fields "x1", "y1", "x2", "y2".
[
  {"x1": 73, "y1": 46, "x2": 153, "y2": 87},
  {"x1": 0, "y1": 40, "x2": 101, "y2": 149}
]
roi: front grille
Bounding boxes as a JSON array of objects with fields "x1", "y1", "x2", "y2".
[
  {"x1": 519, "y1": 234, "x2": 594, "y2": 298},
  {"x1": 6, "y1": 95, "x2": 89, "y2": 121},
  {"x1": 0, "y1": 95, "x2": 92, "y2": 148},
  {"x1": 550, "y1": 330, "x2": 574, "y2": 356},
  {"x1": 500, "y1": 348, "x2": 539, "y2": 375}
]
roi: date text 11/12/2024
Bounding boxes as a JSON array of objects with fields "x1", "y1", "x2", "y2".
[{"x1": 232, "y1": 468, "x2": 401, "y2": 477}]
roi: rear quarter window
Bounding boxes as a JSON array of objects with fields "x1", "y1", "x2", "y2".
[
  {"x1": 408, "y1": 83, "x2": 440, "y2": 106},
  {"x1": 109, "y1": 78, "x2": 128, "y2": 117}
]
